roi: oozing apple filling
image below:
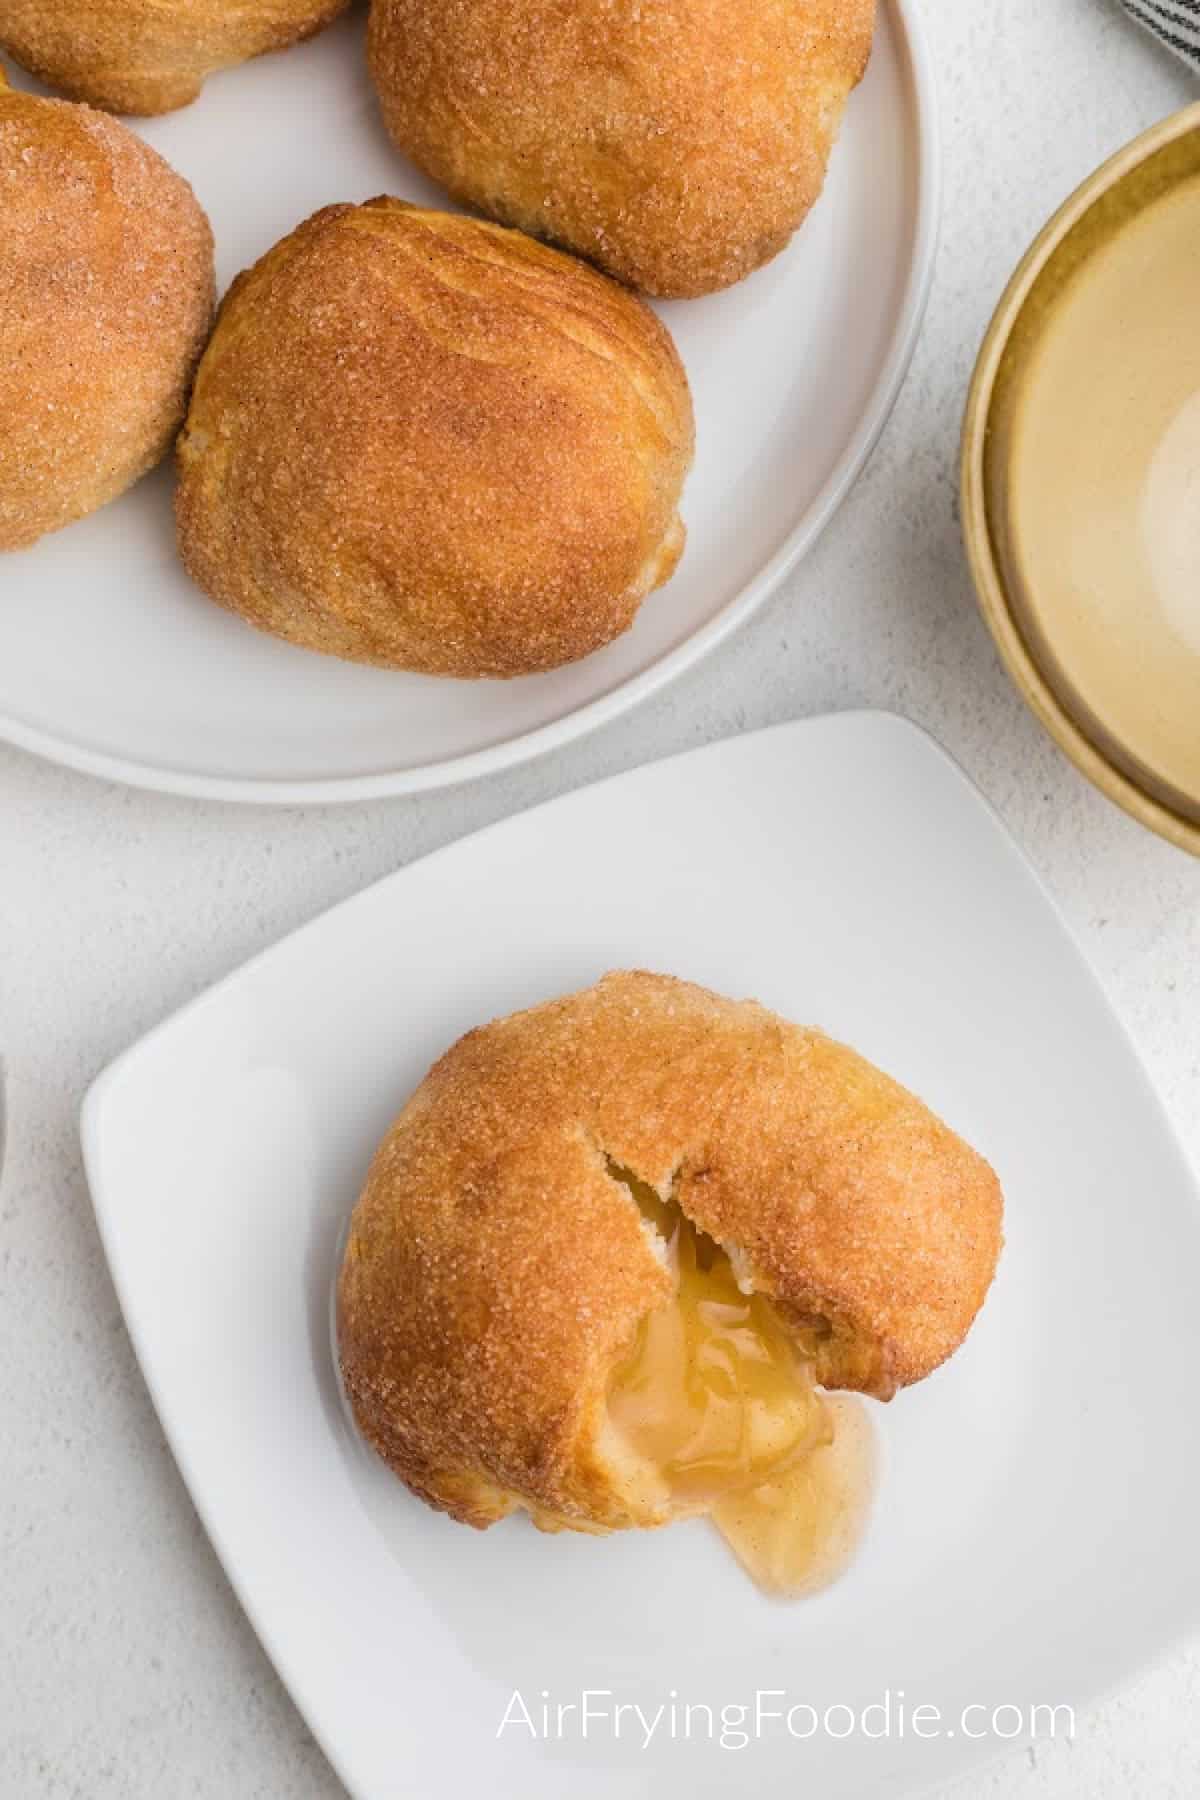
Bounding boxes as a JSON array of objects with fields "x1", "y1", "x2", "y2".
[{"x1": 607, "y1": 1173, "x2": 874, "y2": 1596}]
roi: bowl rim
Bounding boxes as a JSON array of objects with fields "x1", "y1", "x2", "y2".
[{"x1": 961, "y1": 100, "x2": 1200, "y2": 859}]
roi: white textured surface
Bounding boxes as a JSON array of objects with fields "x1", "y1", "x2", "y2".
[{"x1": 0, "y1": 2, "x2": 1198, "y2": 1795}]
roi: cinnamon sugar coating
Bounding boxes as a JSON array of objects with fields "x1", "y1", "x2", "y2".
[
  {"x1": 0, "y1": 0, "x2": 350, "y2": 115},
  {"x1": 175, "y1": 199, "x2": 694, "y2": 678},
  {"x1": 367, "y1": 0, "x2": 877, "y2": 298},
  {"x1": 0, "y1": 76, "x2": 214, "y2": 550},
  {"x1": 337, "y1": 972, "x2": 1004, "y2": 1532}
]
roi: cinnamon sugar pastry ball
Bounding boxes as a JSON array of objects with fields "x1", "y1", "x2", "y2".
[
  {"x1": 367, "y1": 0, "x2": 877, "y2": 298},
  {"x1": 0, "y1": 0, "x2": 350, "y2": 115},
  {"x1": 0, "y1": 74, "x2": 214, "y2": 551},
  {"x1": 337, "y1": 972, "x2": 1004, "y2": 1537},
  {"x1": 176, "y1": 199, "x2": 694, "y2": 679}
]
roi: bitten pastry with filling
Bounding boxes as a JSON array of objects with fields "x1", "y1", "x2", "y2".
[
  {"x1": 367, "y1": 0, "x2": 877, "y2": 298},
  {"x1": 0, "y1": 72, "x2": 214, "y2": 552},
  {"x1": 337, "y1": 972, "x2": 1004, "y2": 1594},
  {"x1": 176, "y1": 200, "x2": 694, "y2": 679},
  {"x1": 0, "y1": 0, "x2": 350, "y2": 115}
]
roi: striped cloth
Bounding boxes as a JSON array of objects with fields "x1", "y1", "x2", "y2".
[{"x1": 1122, "y1": 0, "x2": 1200, "y2": 68}]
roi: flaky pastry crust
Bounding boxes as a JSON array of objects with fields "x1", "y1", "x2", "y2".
[
  {"x1": 367, "y1": 0, "x2": 877, "y2": 298},
  {"x1": 337, "y1": 972, "x2": 1004, "y2": 1533},
  {"x1": 0, "y1": 74, "x2": 214, "y2": 550},
  {"x1": 0, "y1": 0, "x2": 350, "y2": 115},
  {"x1": 175, "y1": 199, "x2": 694, "y2": 678}
]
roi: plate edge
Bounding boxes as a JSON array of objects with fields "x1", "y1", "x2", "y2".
[
  {"x1": 5, "y1": 0, "x2": 941, "y2": 807},
  {"x1": 78, "y1": 703, "x2": 1200, "y2": 1800}
]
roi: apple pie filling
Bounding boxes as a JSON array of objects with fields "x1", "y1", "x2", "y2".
[{"x1": 607, "y1": 1174, "x2": 874, "y2": 1596}]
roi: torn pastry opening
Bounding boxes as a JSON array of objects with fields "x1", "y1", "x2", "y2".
[{"x1": 603, "y1": 1163, "x2": 876, "y2": 1598}]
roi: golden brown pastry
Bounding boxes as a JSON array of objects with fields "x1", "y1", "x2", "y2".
[
  {"x1": 176, "y1": 200, "x2": 694, "y2": 679},
  {"x1": 337, "y1": 972, "x2": 1004, "y2": 1557},
  {"x1": 0, "y1": 0, "x2": 350, "y2": 115},
  {"x1": 366, "y1": 0, "x2": 877, "y2": 298},
  {"x1": 0, "y1": 73, "x2": 214, "y2": 552}
]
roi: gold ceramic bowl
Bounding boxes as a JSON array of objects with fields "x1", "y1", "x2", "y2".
[{"x1": 962, "y1": 104, "x2": 1200, "y2": 857}]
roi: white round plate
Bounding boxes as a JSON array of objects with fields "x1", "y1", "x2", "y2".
[{"x1": 0, "y1": 6, "x2": 937, "y2": 803}]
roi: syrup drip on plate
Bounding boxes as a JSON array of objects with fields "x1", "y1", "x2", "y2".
[{"x1": 608, "y1": 1184, "x2": 876, "y2": 1596}]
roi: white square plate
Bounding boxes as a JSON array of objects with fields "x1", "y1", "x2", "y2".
[{"x1": 82, "y1": 714, "x2": 1200, "y2": 1798}]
